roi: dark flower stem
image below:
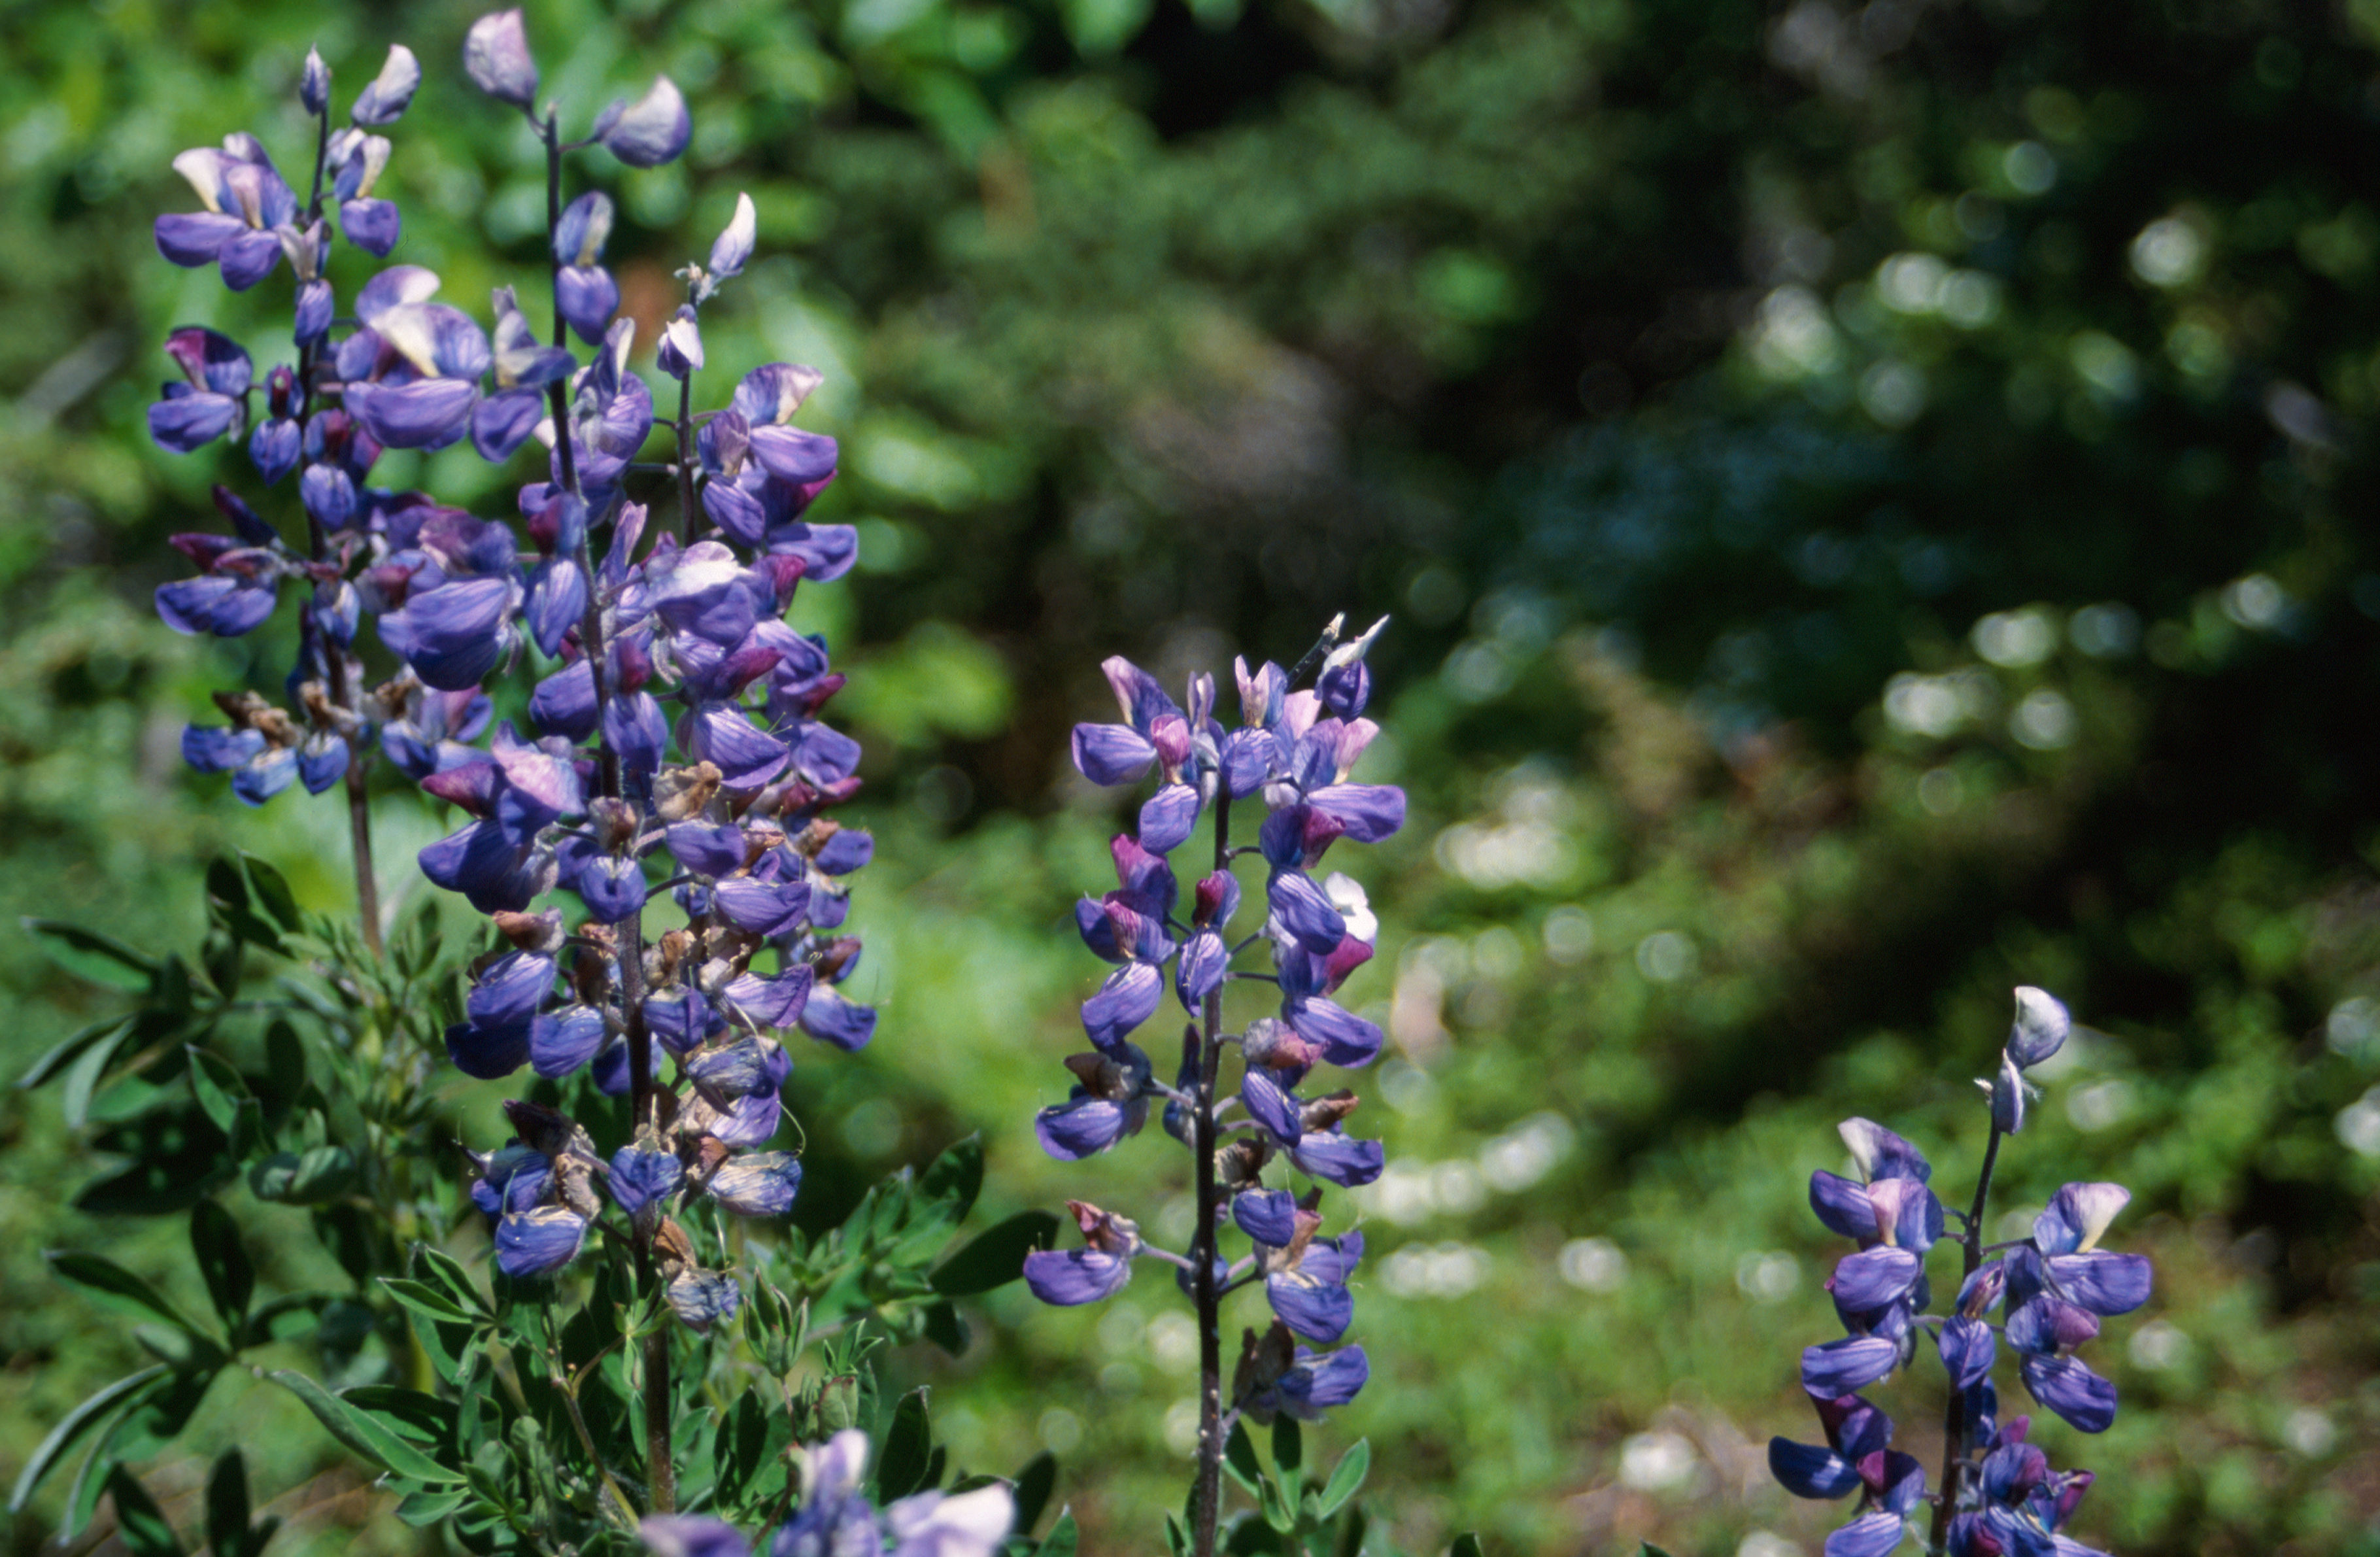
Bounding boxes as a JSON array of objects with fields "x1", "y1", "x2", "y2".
[
  {"x1": 1191, "y1": 790, "x2": 1232, "y2": 1557},
  {"x1": 297, "y1": 99, "x2": 381, "y2": 954},
  {"x1": 539, "y1": 107, "x2": 672, "y2": 1514},
  {"x1": 675, "y1": 371, "x2": 698, "y2": 546},
  {"x1": 1929, "y1": 1121, "x2": 2003, "y2": 1553}
]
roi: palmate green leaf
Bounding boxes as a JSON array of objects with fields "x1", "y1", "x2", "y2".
[
  {"x1": 46, "y1": 1250, "x2": 205, "y2": 1335},
  {"x1": 266, "y1": 1371, "x2": 464, "y2": 1483},
  {"x1": 876, "y1": 1387, "x2": 933, "y2": 1501},
  {"x1": 104, "y1": 1465, "x2": 184, "y2": 1557},
  {"x1": 1315, "y1": 1440, "x2": 1368, "y2": 1520},
  {"x1": 24, "y1": 919, "x2": 160, "y2": 991},
  {"x1": 929, "y1": 1210, "x2": 1059, "y2": 1296},
  {"x1": 18, "y1": 1018, "x2": 134, "y2": 1089},
  {"x1": 7, "y1": 1366, "x2": 167, "y2": 1511}
]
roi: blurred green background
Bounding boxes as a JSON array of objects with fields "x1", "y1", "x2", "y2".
[{"x1": 5, "y1": 0, "x2": 2380, "y2": 1550}]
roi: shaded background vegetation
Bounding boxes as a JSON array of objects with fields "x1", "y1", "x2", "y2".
[{"x1": 5, "y1": 0, "x2": 2380, "y2": 1550}]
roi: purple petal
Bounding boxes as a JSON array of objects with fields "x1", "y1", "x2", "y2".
[
  {"x1": 601, "y1": 76, "x2": 690, "y2": 167},
  {"x1": 1081, "y1": 963, "x2": 1163, "y2": 1052},
  {"x1": 354, "y1": 377, "x2": 479, "y2": 451},
  {"x1": 182, "y1": 725, "x2": 267, "y2": 773},
  {"x1": 2045, "y1": 1251, "x2": 2152, "y2": 1316},
  {"x1": 685, "y1": 704, "x2": 789, "y2": 789},
  {"x1": 721, "y1": 965, "x2": 813, "y2": 1029},
  {"x1": 445, "y1": 1018, "x2": 532, "y2": 1079},
  {"x1": 340, "y1": 197, "x2": 401, "y2": 256},
  {"x1": 1070, "y1": 723, "x2": 1155, "y2": 787},
  {"x1": 230, "y1": 747, "x2": 298, "y2": 805},
  {"x1": 1801, "y1": 1336, "x2": 1901, "y2": 1396},
  {"x1": 1267, "y1": 1271, "x2": 1353, "y2": 1343},
  {"x1": 1282, "y1": 996, "x2": 1382, "y2": 1069},
  {"x1": 468, "y1": 950, "x2": 556, "y2": 1030},
  {"x1": 1232, "y1": 1190, "x2": 1299, "y2": 1246},
  {"x1": 1306, "y1": 783, "x2": 1405, "y2": 843},
  {"x1": 1022, "y1": 1248, "x2": 1132, "y2": 1306},
  {"x1": 149, "y1": 392, "x2": 241, "y2": 453},
  {"x1": 155, "y1": 211, "x2": 245, "y2": 266},
  {"x1": 1830, "y1": 1246, "x2": 1922, "y2": 1314},
  {"x1": 2019, "y1": 1354, "x2": 2117, "y2": 1433},
  {"x1": 530, "y1": 1006, "x2": 609, "y2": 1078},
  {"x1": 1822, "y1": 1512, "x2": 1909, "y2": 1557},
  {"x1": 1286, "y1": 1131, "x2": 1384, "y2": 1186},
  {"x1": 1770, "y1": 1438, "x2": 1862, "y2": 1500},
  {"x1": 218, "y1": 228, "x2": 285, "y2": 290},
  {"x1": 579, "y1": 855, "x2": 649, "y2": 923},
  {"x1": 1938, "y1": 1315, "x2": 1996, "y2": 1391},
  {"x1": 797, "y1": 987, "x2": 876, "y2": 1051},
  {"x1": 526, "y1": 558, "x2": 586, "y2": 657},
  {"x1": 1240, "y1": 1069, "x2": 1304, "y2": 1145},
  {"x1": 1138, "y1": 783, "x2": 1200, "y2": 853},
  {"x1": 530, "y1": 660, "x2": 599, "y2": 740},
  {"x1": 494, "y1": 1206, "x2": 586, "y2": 1278},
  {"x1": 746, "y1": 424, "x2": 839, "y2": 483},
  {"x1": 1267, "y1": 870, "x2": 1346, "y2": 955},
  {"x1": 813, "y1": 829, "x2": 873, "y2": 875},
  {"x1": 1035, "y1": 1096, "x2": 1138, "y2": 1161},
  {"x1": 609, "y1": 1146, "x2": 685, "y2": 1216},
  {"x1": 464, "y1": 9, "x2": 541, "y2": 107},
  {"x1": 557, "y1": 265, "x2": 620, "y2": 345},
  {"x1": 707, "y1": 1152, "x2": 802, "y2": 1216}
]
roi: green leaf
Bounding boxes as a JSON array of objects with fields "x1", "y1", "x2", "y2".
[
  {"x1": 18, "y1": 1018, "x2": 134, "y2": 1089},
  {"x1": 1223, "y1": 1419, "x2": 1266, "y2": 1495},
  {"x1": 104, "y1": 1465, "x2": 184, "y2": 1557},
  {"x1": 1011, "y1": 1451, "x2": 1056, "y2": 1537},
  {"x1": 1637, "y1": 1547, "x2": 1674, "y2": 1557},
  {"x1": 246, "y1": 1146, "x2": 356, "y2": 1205},
  {"x1": 393, "y1": 1487, "x2": 473, "y2": 1527},
  {"x1": 205, "y1": 859, "x2": 289, "y2": 954},
  {"x1": 921, "y1": 1299, "x2": 969, "y2": 1356},
  {"x1": 915, "y1": 1134, "x2": 984, "y2": 1225},
  {"x1": 929, "y1": 1209, "x2": 1059, "y2": 1296},
  {"x1": 381, "y1": 1278, "x2": 477, "y2": 1327},
  {"x1": 1333, "y1": 1503, "x2": 1368, "y2": 1557},
  {"x1": 46, "y1": 1251, "x2": 202, "y2": 1335},
  {"x1": 266, "y1": 1371, "x2": 464, "y2": 1483},
  {"x1": 1259, "y1": 1468, "x2": 1297, "y2": 1532},
  {"x1": 203, "y1": 1450, "x2": 250, "y2": 1557},
  {"x1": 24, "y1": 919, "x2": 160, "y2": 991},
  {"x1": 185, "y1": 1048, "x2": 250, "y2": 1135},
  {"x1": 189, "y1": 1201, "x2": 254, "y2": 1329},
  {"x1": 1270, "y1": 1415, "x2": 1304, "y2": 1480},
  {"x1": 876, "y1": 1387, "x2": 932, "y2": 1500},
  {"x1": 7, "y1": 1367, "x2": 167, "y2": 1511},
  {"x1": 111, "y1": 1370, "x2": 218, "y2": 1462},
  {"x1": 1042, "y1": 1509, "x2": 1080, "y2": 1557},
  {"x1": 60, "y1": 1022, "x2": 134, "y2": 1130},
  {"x1": 412, "y1": 1246, "x2": 488, "y2": 1318},
  {"x1": 132, "y1": 1324, "x2": 226, "y2": 1371},
  {"x1": 239, "y1": 855, "x2": 303, "y2": 935},
  {"x1": 1448, "y1": 1535, "x2": 1484, "y2": 1557},
  {"x1": 1315, "y1": 1439, "x2": 1369, "y2": 1520}
]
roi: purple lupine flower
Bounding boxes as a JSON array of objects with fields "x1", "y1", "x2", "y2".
[
  {"x1": 348, "y1": 44, "x2": 422, "y2": 126},
  {"x1": 1023, "y1": 1200, "x2": 1141, "y2": 1305},
  {"x1": 665, "y1": 1267, "x2": 741, "y2": 1331},
  {"x1": 156, "y1": 135, "x2": 297, "y2": 290},
  {"x1": 596, "y1": 76, "x2": 690, "y2": 167},
  {"x1": 341, "y1": 265, "x2": 490, "y2": 451},
  {"x1": 1034, "y1": 1042, "x2": 1155, "y2": 1160},
  {"x1": 300, "y1": 47, "x2": 331, "y2": 116},
  {"x1": 494, "y1": 1204, "x2": 587, "y2": 1277},
  {"x1": 553, "y1": 192, "x2": 621, "y2": 345},
  {"x1": 327, "y1": 128, "x2": 401, "y2": 256},
  {"x1": 158, "y1": 536, "x2": 281, "y2": 637},
  {"x1": 1947, "y1": 1417, "x2": 2107, "y2": 1557},
  {"x1": 704, "y1": 1151, "x2": 801, "y2": 1215},
  {"x1": 1820, "y1": 1449, "x2": 1928, "y2": 1557},
  {"x1": 1771, "y1": 1390, "x2": 1894, "y2": 1501},
  {"x1": 1313, "y1": 615, "x2": 1385, "y2": 720},
  {"x1": 1257, "y1": 1203, "x2": 1361, "y2": 1343},
  {"x1": 150, "y1": 327, "x2": 254, "y2": 453},
  {"x1": 2005, "y1": 985, "x2": 2070, "y2": 1070},
  {"x1": 464, "y1": 9, "x2": 539, "y2": 107},
  {"x1": 691, "y1": 192, "x2": 756, "y2": 304},
  {"x1": 1239, "y1": 1331, "x2": 1368, "y2": 1423},
  {"x1": 639, "y1": 1435, "x2": 1012, "y2": 1557}
]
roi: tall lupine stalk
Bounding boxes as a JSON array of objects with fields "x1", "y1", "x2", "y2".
[
  {"x1": 1024, "y1": 617, "x2": 1401, "y2": 1557},
  {"x1": 1769, "y1": 989, "x2": 2153, "y2": 1556},
  {"x1": 139, "y1": 19, "x2": 1020, "y2": 1552}
]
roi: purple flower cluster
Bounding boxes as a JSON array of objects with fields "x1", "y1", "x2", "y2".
[
  {"x1": 150, "y1": 15, "x2": 874, "y2": 1327},
  {"x1": 1024, "y1": 623, "x2": 1401, "y2": 1428},
  {"x1": 147, "y1": 16, "x2": 706, "y2": 812},
  {"x1": 1770, "y1": 989, "x2": 2149, "y2": 1556},
  {"x1": 639, "y1": 1431, "x2": 1011, "y2": 1557}
]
